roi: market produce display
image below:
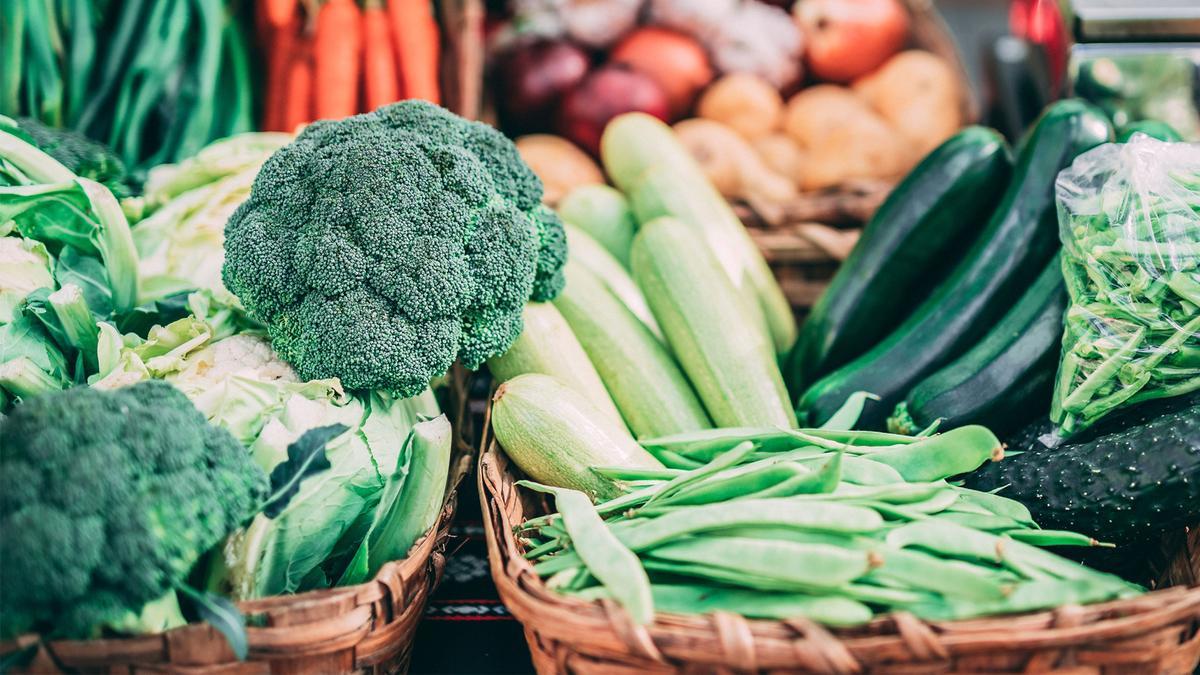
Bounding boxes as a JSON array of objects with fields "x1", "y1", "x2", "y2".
[
  {"x1": 3, "y1": 1, "x2": 1200, "y2": 668},
  {"x1": 1, "y1": 0, "x2": 256, "y2": 175},
  {"x1": 1050, "y1": 135, "x2": 1200, "y2": 439}
]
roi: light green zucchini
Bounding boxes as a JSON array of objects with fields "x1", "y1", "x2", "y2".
[
  {"x1": 600, "y1": 113, "x2": 796, "y2": 356},
  {"x1": 631, "y1": 216, "x2": 796, "y2": 428},
  {"x1": 488, "y1": 302, "x2": 625, "y2": 428},
  {"x1": 555, "y1": 259, "x2": 711, "y2": 438},
  {"x1": 557, "y1": 184, "x2": 636, "y2": 268},
  {"x1": 491, "y1": 373, "x2": 663, "y2": 501},
  {"x1": 564, "y1": 223, "x2": 663, "y2": 341}
]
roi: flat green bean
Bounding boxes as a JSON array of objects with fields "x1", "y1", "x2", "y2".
[
  {"x1": 580, "y1": 584, "x2": 874, "y2": 627},
  {"x1": 867, "y1": 426, "x2": 1003, "y2": 481},
  {"x1": 1007, "y1": 529, "x2": 1110, "y2": 548},
  {"x1": 647, "y1": 537, "x2": 872, "y2": 588},
  {"x1": 534, "y1": 500, "x2": 884, "y2": 576},
  {"x1": 645, "y1": 441, "x2": 755, "y2": 507},
  {"x1": 660, "y1": 463, "x2": 810, "y2": 506},
  {"x1": 522, "y1": 483, "x2": 654, "y2": 624}
]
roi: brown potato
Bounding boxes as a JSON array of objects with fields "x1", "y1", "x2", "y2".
[
  {"x1": 697, "y1": 73, "x2": 784, "y2": 140},
  {"x1": 854, "y1": 50, "x2": 962, "y2": 158},
  {"x1": 674, "y1": 118, "x2": 796, "y2": 205},
  {"x1": 752, "y1": 133, "x2": 806, "y2": 187},
  {"x1": 783, "y1": 85, "x2": 908, "y2": 189},
  {"x1": 514, "y1": 134, "x2": 605, "y2": 205}
]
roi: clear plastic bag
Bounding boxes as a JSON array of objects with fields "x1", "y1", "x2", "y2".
[{"x1": 1051, "y1": 134, "x2": 1200, "y2": 440}]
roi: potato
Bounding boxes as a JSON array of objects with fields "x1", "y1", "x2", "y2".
[
  {"x1": 783, "y1": 85, "x2": 908, "y2": 189},
  {"x1": 674, "y1": 118, "x2": 795, "y2": 205},
  {"x1": 515, "y1": 134, "x2": 605, "y2": 205},
  {"x1": 854, "y1": 50, "x2": 962, "y2": 158},
  {"x1": 752, "y1": 133, "x2": 806, "y2": 187},
  {"x1": 697, "y1": 73, "x2": 784, "y2": 140}
]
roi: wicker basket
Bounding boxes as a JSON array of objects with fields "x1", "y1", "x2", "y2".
[
  {"x1": 3, "y1": 370, "x2": 477, "y2": 675},
  {"x1": 478, "y1": 413, "x2": 1200, "y2": 674}
]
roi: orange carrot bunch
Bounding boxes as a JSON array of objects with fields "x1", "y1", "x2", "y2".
[{"x1": 258, "y1": 0, "x2": 440, "y2": 132}]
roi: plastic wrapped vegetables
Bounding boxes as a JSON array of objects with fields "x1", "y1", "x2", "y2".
[{"x1": 1051, "y1": 135, "x2": 1200, "y2": 439}]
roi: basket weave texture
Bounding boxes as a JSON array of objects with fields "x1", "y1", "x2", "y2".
[
  {"x1": 479, "y1": 421, "x2": 1200, "y2": 674},
  {"x1": 4, "y1": 371, "x2": 477, "y2": 675}
]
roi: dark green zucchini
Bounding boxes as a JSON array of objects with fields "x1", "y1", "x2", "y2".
[
  {"x1": 798, "y1": 100, "x2": 1113, "y2": 429},
  {"x1": 964, "y1": 392, "x2": 1200, "y2": 545},
  {"x1": 785, "y1": 127, "x2": 1013, "y2": 395},
  {"x1": 888, "y1": 253, "x2": 1067, "y2": 437}
]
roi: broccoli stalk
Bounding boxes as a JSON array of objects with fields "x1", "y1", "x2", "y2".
[
  {"x1": 105, "y1": 590, "x2": 188, "y2": 636},
  {"x1": 0, "y1": 356, "x2": 64, "y2": 399},
  {"x1": 48, "y1": 283, "x2": 99, "y2": 372}
]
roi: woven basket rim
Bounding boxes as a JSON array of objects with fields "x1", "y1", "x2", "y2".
[
  {"x1": 1, "y1": 367, "x2": 478, "y2": 672},
  {"x1": 477, "y1": 404, "x2": 1200, "y2": 673}
]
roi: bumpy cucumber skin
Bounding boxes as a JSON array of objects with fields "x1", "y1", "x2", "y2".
[
  {"x1": 965, "y1": 393, "x2": 1200, "y2": 545},
  {"x1": 799, "y1": 101, "x2": 1113, "y2": 430},
  {"x1": 632, "y1": 217, "x2": 797, "y2": 429},
  {"x1": 896, "y1": 254, "x2": 1068, "y2": 436},
  {"x1": 787, "y1": 127, "x2": 1014, "y2": 395},
  {"x1": 554, "y1": 260, "x2": 712, "y2": 438}
]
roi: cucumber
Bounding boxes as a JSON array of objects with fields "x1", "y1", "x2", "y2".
[
  {"x1": 889, "y1": 253, "x2": 1067, "y2": 436},
  {"x1": 564, "y1": 223, "x2": 663, "y2": 341},
  {"x1": 491, "y1": 373, "x2": 663, "y2": 501},
  {"x1": 964, "y1": 392, "x2": 1200, "y2": 545},
  {"x1": 488, "y1": 302, "x2": 625, "y2": 428},
  {"x1": 786, "y1": 127, "x2": 1014, "y2": 393},
  {"x1": 554, "y1": 259, "x2": 712, "y2": 438},
  {"x1": 632, "y1": 216, "x2": 796, "y2": 428},
  {"x1": 557, "y1": 184, "x2": 636, "y2": 268},
  {"x1": 601, "y1": 113, "x2": 797, "y2": 356},
  {"x1": 799, "y1": 100, "x2": 1113, "y2": 429}
]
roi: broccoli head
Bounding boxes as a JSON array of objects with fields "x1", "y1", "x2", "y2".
[
  {"x1": 222, "y1": 100, "x2": 567, "y2": 396},
  {"x1": 16, "y1": 117, "x2": 131, "y2": 197},
  {"x1": 0, "y1": 380, "x2": 267, "y2": 639}
]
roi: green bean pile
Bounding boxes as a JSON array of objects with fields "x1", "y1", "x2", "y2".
[
  {"x1": 517, "y1": 423, "x2": 1140, "y2": 627},
  {"x1": 1052, "y1": 137, "x2": 1200, "y2": 438}
]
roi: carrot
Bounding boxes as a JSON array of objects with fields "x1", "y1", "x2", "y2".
[
  {"x1": 313, "y1": 0, "x2": 363, "y2": 119},
  {"x1": 262, "y1": 14, "x2": 300, "y2": 130},
  {"x1": 362, "y1": 0, "x2": 399, "y2": 111},
  {"x1": 388, "y1": 0, "x2": 440, "y2": 104},
  {"x1": 263, "y1": 0, "x2": 297, "y2": 31},
  {"x1": 281, "y1": 33, "x2": 315, "y2": 132}
]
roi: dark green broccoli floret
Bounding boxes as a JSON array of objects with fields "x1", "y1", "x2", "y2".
[
  {"x1": 0, "y1": 381, "x2": 267, "y2": 639},
  {"x1": 222, "y1": 100, "x2": 566, "y2": 396},
  {"x1": 16, "y1": 117, "x2": 131, "y2": 197}
]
